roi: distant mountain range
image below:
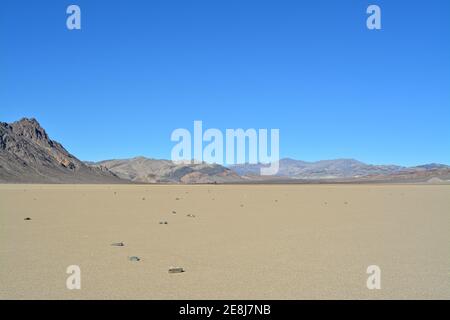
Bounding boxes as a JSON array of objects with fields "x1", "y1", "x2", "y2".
[
  {"x1": 231, "y1": 159, "x2": 450, "y2": 184},
  {"x1": 1, "y1": 118, "x2": 449, "y2": 184},
  {"x1": 231, "y1": 158, "x2": 406, "y2": 179},
  {"x1": 230, "y1": 158, "x2": 450, "y2": 182}
]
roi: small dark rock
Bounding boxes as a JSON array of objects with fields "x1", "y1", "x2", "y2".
[
  {"x1": 129, "y1": 256, "x2": 141, "y2": 262},
  {"x1": 168, "y1": 267, "x2": 185, "y2": 274},
  {"x1": 111, "y1": 242, "x2": 124, "y2": 247}
]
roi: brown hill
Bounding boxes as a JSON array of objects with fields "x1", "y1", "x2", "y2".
[{"x1": 91, "y1": 157, "x2": 243, "y2": 184}]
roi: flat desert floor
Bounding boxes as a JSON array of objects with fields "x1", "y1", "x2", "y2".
[{"x1": 0, "y1": 184, "x2": 449, "y2": 300}]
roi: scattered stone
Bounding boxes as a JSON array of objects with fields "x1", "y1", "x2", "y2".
[
  {"x1": 129, "y1": 256, "x2": 141, "y2": 262},
  {"x1": 168, "y1": 267, "x2": 185, "y2": 274},
  {"x1": 111, "y1": 242, "x2": 124, "y2": 247},
  {"x1": 175, "y1": 198, "x2": 180, "y2": 200},
  {"x1": 142, "y1": 197, "x2": 146, "y2": 200},
  {"x1": 172, "y1": 211, "x2": 177, "y2": 214},
  {"x1": 344, "y1": 201, "x2": 348, "y2": 205},
  {"x1": 187, "y1": 214, "x2": 196, "y2": 218},
  {"x1": 24, "y1": 217, "x2": 31, "y2": 221},
  {"x1": 240, "y1": 204, "x2": 244, "y2": 207},
  {"x1": 159, "y1": 221, "x2": 169, "y2": 225}
]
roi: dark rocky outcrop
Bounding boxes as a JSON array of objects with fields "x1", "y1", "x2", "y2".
[{"x1": 0, "y1": 118, "x2": 124, "y2": 183}]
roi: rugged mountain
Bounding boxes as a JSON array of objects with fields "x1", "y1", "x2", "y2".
[
  {"x1": 231, "y1": 158, "x2": 405, "y2": 179},
  {"x1": 0, "y1": 118, "x2": 123, "y2": 183},
  {"x1": 91, "y1": 157, "x2": 242, "y2": 183}
]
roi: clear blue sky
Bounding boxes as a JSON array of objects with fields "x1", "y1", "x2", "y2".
[{"x1": 1, "y1": 0, "x2": 449, "y2": 166}]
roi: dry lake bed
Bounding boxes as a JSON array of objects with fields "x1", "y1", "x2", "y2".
[{"x1": 0, "y1": 184, "x2": 449, "y2": 299}]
